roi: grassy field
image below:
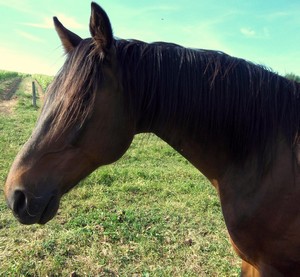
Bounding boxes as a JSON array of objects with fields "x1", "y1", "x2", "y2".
[{"x1": 0, "y1": 72, "x2": 240, "y2": 276}]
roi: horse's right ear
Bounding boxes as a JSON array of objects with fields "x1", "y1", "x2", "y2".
[
  {"x1": 89, "y1": 2, "x2": 113, "y2": 53},
  {"x1": 53, "y1": 17, "x2": 82, "y2": 54}
]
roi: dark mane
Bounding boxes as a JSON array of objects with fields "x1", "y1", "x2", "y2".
[
  {"x1": 116, "y1": 39, "x2": 300, "y2": 163},
  {"x1": 48, "y1": 37, "x2": 300, "y2": 165}
]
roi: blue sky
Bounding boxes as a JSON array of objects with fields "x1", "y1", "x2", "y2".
[{"x1": 0, "y1": 0, "x2": 299, "y2": 76}]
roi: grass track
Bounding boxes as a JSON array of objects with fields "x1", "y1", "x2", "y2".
[{"x1": 0, "y1": 73, "x2": 240, "y2": 276}]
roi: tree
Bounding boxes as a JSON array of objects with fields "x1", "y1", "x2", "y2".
[{"x1": 285, "y1": 73, "x2": 300, "y2": 82}]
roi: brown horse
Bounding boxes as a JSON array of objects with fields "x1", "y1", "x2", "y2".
[{"x1": 4, "y1": 2, "x2": 300, "y2": 276}]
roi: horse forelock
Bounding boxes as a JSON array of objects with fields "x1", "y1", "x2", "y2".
[{"x1": 45, "y1": 38, "x2": 102, "y2": 137}]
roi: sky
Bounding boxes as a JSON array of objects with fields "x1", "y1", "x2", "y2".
[{"x1": 0, "y1": 0, "x2": 300, "y2": 76}]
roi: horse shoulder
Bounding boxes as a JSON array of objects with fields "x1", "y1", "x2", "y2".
[{"x1": 219, "y1": 139, "x2": 300, "y2": 274}]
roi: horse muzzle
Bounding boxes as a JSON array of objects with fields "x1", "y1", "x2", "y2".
[{"x1": 5, "y1": 187, "x2": 60, "y2": 225}]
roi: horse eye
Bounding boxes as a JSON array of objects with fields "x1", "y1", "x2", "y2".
[{"x1": 68, "y1": 123, "x2": 87, "y2": 147}]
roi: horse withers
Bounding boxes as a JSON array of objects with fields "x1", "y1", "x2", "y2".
[{"x1": 4, "y1": 2, "x2": 300, "y2": 276}]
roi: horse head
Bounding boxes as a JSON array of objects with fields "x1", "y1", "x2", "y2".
[{"x1": 4, "y1": 3, "x2": 134, "y2": 224}]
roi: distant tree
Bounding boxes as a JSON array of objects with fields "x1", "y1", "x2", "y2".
[{"x1": 285, "y1": 73, "x2": 300, "y2": 82}]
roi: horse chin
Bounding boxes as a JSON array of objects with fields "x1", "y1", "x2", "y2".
[{"x1": 38, "y1": 196, "x2": 60, "y2": 225}]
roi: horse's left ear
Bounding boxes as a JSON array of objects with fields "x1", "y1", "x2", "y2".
[
  {"x1": 53, "y1": 17, "x2": 82, "y2": 54},
  {"x1": 90, "y1": 2, "x2": 113, "y2": 53}
]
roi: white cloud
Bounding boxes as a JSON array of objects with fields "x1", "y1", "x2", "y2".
[
  {"x1": 52, "y1": 13, "x2": 84, "y2": 30},
  {"x1": 240, "y1": 27, "x2": 256, "y2": 37},
  {"x1": 240, "y1": 27, "x2": 271, "y2": 40},
  {"x1": 22, "y1": 18, "x2": 53, "y2": 29},
  {"x1": 22, "y1": 14, "x2": 84, "y2": 30},
  {"x1": 15, "y1": 30, "x2": 44, "y2": 42}
]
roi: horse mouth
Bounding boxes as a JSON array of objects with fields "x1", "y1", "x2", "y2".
[{"x1": 38, "y1": 196, "x2": 60, "y2": 224}]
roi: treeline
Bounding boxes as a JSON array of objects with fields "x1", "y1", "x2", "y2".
[{"x1": 285, "y1": 73, "x2": 300, "y2": 82}]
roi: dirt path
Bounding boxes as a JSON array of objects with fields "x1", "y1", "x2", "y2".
[
  {"x1": 0, "y1": 77, "x2": 22, "y2": 101},
  {"x1": 0, "y1": 77, "x2": 46, "y2": 115},
  {"x1": 0, "y1": 77, "x2": 22, "y2": 115}
]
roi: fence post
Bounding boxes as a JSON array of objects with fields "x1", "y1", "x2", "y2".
[{"x1": 32, "y1": 81, "x2": 37, "y2": 108}]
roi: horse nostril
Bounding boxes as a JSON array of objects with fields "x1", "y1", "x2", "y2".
[{"x1": 13, "y1": 190, "x2": 27, "y2": 215}]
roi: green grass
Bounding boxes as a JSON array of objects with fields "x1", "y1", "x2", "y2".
[{"x1": 0, "y1": 77, "x2": 240, "y2": 276}]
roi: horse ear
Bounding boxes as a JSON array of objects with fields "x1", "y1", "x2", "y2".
[
  {"x1": 53, "y1": 17, "x2": 82, "y2": 54},
  {"x1": 89, "y1": 2, "x2": 113, "y2": 52}
]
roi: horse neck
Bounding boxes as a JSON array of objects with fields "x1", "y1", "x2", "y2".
[
  {"x1": 117, "y1": 40, "x2": 300, "y2": 182},
  {"x1": 117, "y1": 40, "x2": 229, "y2": 180}
]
